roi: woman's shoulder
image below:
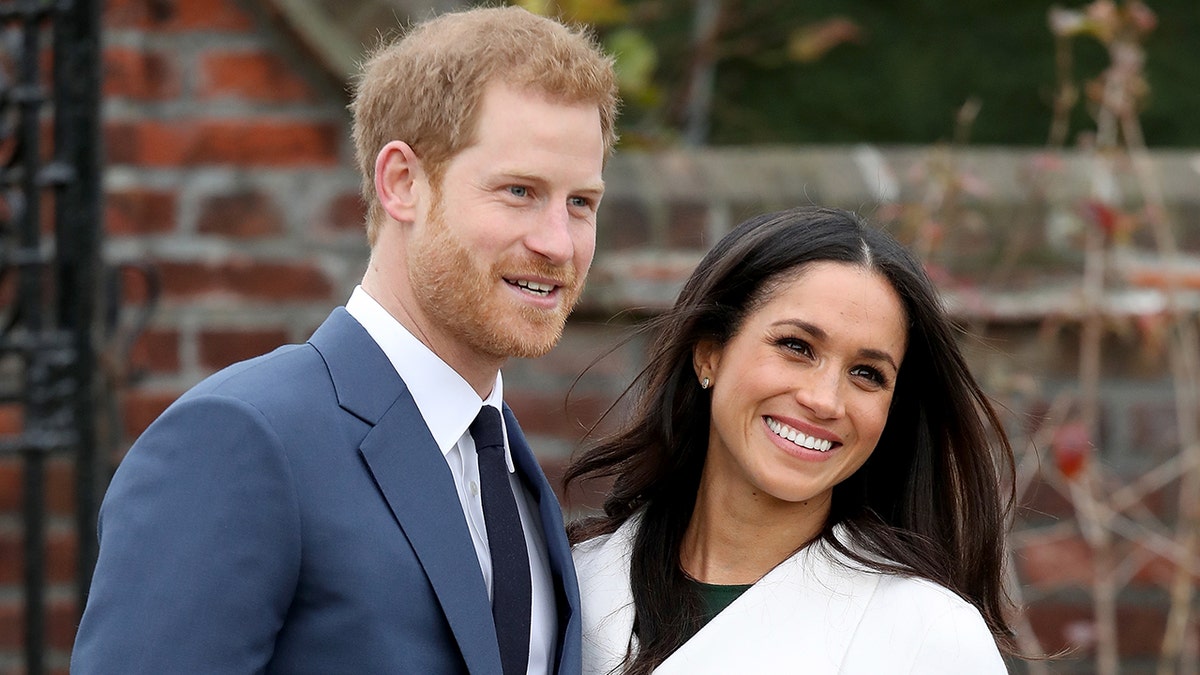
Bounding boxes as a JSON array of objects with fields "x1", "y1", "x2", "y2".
[
  {"x1": 818, "y1": 529, "x2": 1007, "y2": 671},
  {"x1": 852, "y1": 574, "x2": 1006, "y2": 672},
  {"x1": 821, "y1": 527, "x2": 981, "y2": 612},
  {"x1": 571, "y1": 512, "x2": 642, "y2": 572},
  {"x1": 872, "y1": 572, "x2": 975, "y2": 606}
]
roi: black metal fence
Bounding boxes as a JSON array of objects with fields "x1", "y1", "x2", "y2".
[{"x1": 0, "y1": 0, "x2": 103, "y2": 672}]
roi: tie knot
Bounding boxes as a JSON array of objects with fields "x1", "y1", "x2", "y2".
[{"x1": 470, "y1": 406, "x2": 506, "y2": 452}]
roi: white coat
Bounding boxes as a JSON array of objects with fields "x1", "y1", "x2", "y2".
[{"x1": 573, "y1": 514, "x2": 1009, "y2": 674}]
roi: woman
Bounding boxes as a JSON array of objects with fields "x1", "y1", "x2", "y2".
[{"x1": 567, "y1": 207, "x2": 1017, "y2": 674}]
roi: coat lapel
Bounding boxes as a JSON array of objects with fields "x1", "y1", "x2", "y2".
[
  {"x1": 575, "y1": 515, "x2": 879, "y2": 675},
  {"x1": 503, "y1": 407, "x2": 582, "y2": 675},
  {"x1": 310, "y1": 309, "x2": 500, "y2": 673},
  {"x1": 658, "y1": 532, "x2": 878, "y2": 674}
]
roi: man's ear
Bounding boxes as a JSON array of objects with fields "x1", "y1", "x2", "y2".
[{"x1": 374, "y1": 140, "x2": 424, "y2": 224}]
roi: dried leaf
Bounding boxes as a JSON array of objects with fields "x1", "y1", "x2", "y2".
[
  {"x1": 1052, "y1": 421, "x2": 1093, "y2": 480},
  {"x1": 1125, "y1": 1, "x2": 1158, "y2": 35},
  {"x1": 1081, "y1": 199, "x2": 1118, "y2": 238},
  {"x1": 787, "y1": 17, "x2": 862, "y2": 63},
  {"x1": 1048, "y1": 6, "x2": 1088, "y2": 38}
]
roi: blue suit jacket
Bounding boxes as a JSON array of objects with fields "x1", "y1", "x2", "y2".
[{"x1": 72, "y1": 308, "x2": 583, "y2": 674}]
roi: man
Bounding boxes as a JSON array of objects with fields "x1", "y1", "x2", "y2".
[{"x1": 71, "y1": 7, "x2": 618, "y2": 674}]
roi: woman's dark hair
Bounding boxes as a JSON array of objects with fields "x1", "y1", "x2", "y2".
[{"x1": 565, "y1": 206, "x2": 1016, "y2": 674}]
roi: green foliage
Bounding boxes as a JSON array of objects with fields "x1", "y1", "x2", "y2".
[{"x1": 510, "y1": 0, "x2": 1200, "y2": 146}]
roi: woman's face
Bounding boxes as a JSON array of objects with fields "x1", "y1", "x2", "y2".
[{"x1": 694, "y1": 261, "x2": 908, "y2": 518}]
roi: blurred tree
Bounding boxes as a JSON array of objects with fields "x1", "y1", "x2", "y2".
[
  {"x1": 512, "y1": 0, "x2": 1200, "y2": 147},
  {"x1": 513, "y1": 0, "x2": 862, "y2": 147}
]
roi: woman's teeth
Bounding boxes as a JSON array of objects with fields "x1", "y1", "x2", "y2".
[{"x1": 766, "y1": 417, "x2": 833, "y2": 452}]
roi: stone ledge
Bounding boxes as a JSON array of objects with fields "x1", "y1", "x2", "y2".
[
  {"x1": 583, "y1": 147, "x2": 1200, "y2": 321},
  {"x1": 580, "y1": 245, "x2": 1200, "y2": 323},
  {"x1": 603, "y1": 146, "x2": 1200, "y2": 205}
]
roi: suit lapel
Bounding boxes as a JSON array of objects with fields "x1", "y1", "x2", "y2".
[
  {"x1": 310, "y1": 309, "x2": 500, "y2": 673},
  {"x1": 360, "y1": 405, "x2": 499, "y2": 673},
  {"x1": 503, "y1": 406, "x2": 582, "y2": 675}
]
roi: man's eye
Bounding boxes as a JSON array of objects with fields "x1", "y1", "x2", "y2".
[
  {"x1": 569, "y1": 196, "x2": 591, "y2": 209},
  {"x1": 508, "y1": 186, "x2": 528, "y2": 198}
]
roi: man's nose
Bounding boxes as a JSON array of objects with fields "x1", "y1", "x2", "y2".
[{"x1": 524, "y1": 202, "x2": 573, "y2": 265}]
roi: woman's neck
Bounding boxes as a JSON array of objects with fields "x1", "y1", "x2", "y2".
[{"x1": 679, "y1": 472, "x2": 830, "y2": 585}]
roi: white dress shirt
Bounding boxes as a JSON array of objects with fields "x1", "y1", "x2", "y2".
[{"x1": 346, "y1": 286, "x2": 556, "y2": 675}]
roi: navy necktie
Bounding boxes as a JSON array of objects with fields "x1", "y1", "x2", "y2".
[{"x1": 470, "y1": 406, "x2": 531, "y2": 675}]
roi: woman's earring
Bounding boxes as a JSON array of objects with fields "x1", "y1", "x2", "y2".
[{"x1": 701, "y1": 377, "x2": 711, "y2": 390}]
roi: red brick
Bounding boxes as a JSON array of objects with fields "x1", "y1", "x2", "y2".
[
  {"x1": 48, "y1": 597, "x2": 81, "y2": 651},
  {"x1": 198, "y1": 51, "x2": 316, "y2": 103},
  {"x1": 129, "y1": 328, "x2": 181, "y2": 374},
  {"x1": 1127, "y1": 537, "x2": 1200, "y2": 588},
  {"x1": 197, "y1": 192, "x2": 285, "y2": 238},
  {"x1": 0, "y1": 599, "x2": 17, "y2": 650},
  {"x1": 505, "y1": 392, "x2": 610, "y2": 441},
  {"x1": 105, "y1": 120, "x2": 341, "y2": 167},
  {"x1": 198, "y1": 328, "x2": 289, "y2": 371},
  {"x1": 0, "y1": 460, "x2": 75, "y2": 516},
  {"x1": 104, "y1": 0, "x2": 254, "y2": 32},
  {"x1": 0, "y1": 598, "x2": 80, "y2": 652},
  {"x1": 1018, "y1": 476, "x2": 1075, "y2": 522},
  {"x1": 45, "y1": 460, "x2": 75, "y2": 516},
  {"x1": 123, "y1": 390, "x2": 183, "y2": 439},
  {"x1": 0, "y1": 530, "x2": 79, "y2": 585},
  {"x1": 326, "y1": 191, "x2": 366, "y2": 232},
  {"x1": 0, "y1": 405, "x2": 22, "y2": 435},
  {"x1": 0, "y1": 533, "x2": 13, "y2": 585},
  {"x1": 157, "y1": 259, "x2": 333, "y2": 302},
  {"x1": 1025, "y1": 601, "x2": 1172, "y2": 658},
  {"x1": 1126, "y1": 267, "x2": 1200, "y2": 290},
  {"x1": 37, "y1": 191, "x2": 56, "y2": 236},
  {"x1": 103, "y1": 47, "x2": 180, "y2": 101},
  {"x1": 0, "y1": 460, "x2": 17, "y2": 512},
  {"x1": 105, "y1": 188, "x2": 177, "y2": 235},
  {"x1": 1014, "y1": 532, "x2": 1094, "y2": 588},
  {"x1": 667, "y1": 200, "x2": 709, "y2": 249},
  {"x1": 114, "y1": 262, "x2": 162, "y2": 307},
  {"x1": 543, "y1": 455, "x2": 612, "y2": 513},
  {"x1": 0, "y1": 270, "x2": 12, "y2": 316},
  {"x1": 1127, "y1": 401, "x2": 1180, "y2": 460},
  {"x1": 596, "y1": 198, "x2": 652, "y2": 250}
]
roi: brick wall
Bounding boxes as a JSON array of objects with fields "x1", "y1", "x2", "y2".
[{"x1": 2, "y1": 0, "x2": 1199, "y2": 672}]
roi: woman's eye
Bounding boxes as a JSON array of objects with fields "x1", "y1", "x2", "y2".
[
  {"x1": 779, "y1": 338, "x2": 813, "y2": 358},
  {"x1": 507, "y1": 185, "x2": 528, "y2": 198},
  {"x1": 851, "y1": 366, "x2": 886, "y2": 386}
]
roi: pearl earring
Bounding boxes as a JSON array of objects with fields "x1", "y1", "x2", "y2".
[{"x1": 701, "y1": 377, "x2": 711, "y2": 389}]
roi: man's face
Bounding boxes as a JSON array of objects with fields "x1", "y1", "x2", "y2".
[{"x1": 406, "y1": 81, "x2": 606, "y2": 362}]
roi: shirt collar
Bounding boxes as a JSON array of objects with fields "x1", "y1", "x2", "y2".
[{"x1": 345, "y1": 286, "x2": 506, "y2": 458}]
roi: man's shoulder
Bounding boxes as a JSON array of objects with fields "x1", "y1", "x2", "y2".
[
  {"x1": 189, "y1": 341, "x2": 324, "y2": 401},
  {"x1": 150, "y1": 340, "x2": 355, "y2": 436}
]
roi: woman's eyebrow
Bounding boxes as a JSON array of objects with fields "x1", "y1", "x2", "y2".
[{"x1": 771, "y1": 319, "x2": 899, "y2": 370}]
